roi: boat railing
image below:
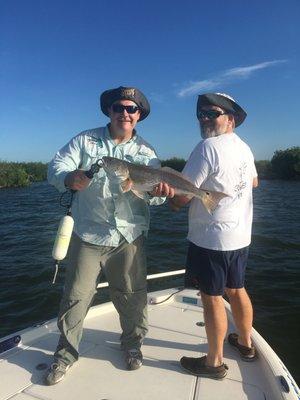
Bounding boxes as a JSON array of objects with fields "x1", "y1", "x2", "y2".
[{"x1": 96, "y1": 268, "x2": 185, "y2": 289}]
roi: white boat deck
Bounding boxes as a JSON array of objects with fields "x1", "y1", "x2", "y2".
[{"x1": 1, "y1": 288, "x2": 299, "y2": 400}]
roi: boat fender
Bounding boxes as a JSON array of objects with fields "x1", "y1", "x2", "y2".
[{"x1": 52, "y1": 215, "x2": 74, "y2": 261}]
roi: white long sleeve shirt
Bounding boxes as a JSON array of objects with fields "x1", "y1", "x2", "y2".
[{"x1": 48, "y1": 125, "x2": 165, "y2": 246}]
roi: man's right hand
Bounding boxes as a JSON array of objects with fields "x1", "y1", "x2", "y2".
[{"x1": 64, "y1": 170, "x2": 91, "y2": 191}]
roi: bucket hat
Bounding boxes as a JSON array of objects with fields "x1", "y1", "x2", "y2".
[
  {"x1": 100, "y1": 86, "x2": 150, "y2": 121},
  {"x1": 197, "y1": 93, "x2": 247, "y2": 127}
]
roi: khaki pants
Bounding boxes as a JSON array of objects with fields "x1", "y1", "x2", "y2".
[{"x1": 55, "y1": 234, "x2": 148, "y2": 365}]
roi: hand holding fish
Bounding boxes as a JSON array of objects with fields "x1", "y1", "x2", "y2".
[
  {"x1": 64, "y1": 170, "x2": 91, "y2": 191},
  {"x1": 148, "y1": 182, "x2": 175, "y2": 198}
]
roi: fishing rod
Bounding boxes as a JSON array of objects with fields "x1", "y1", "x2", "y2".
[{"x1": 51, "y1": 159, "x2": 103, "y2": 284}]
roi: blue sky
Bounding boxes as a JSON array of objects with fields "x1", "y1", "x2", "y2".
[{"x1": 1, "y1": 0, "x2": 299, "y2": 163}]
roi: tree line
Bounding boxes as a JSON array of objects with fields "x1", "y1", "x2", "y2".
[
  {"x1": 0, "y1": 147, "x2": 299, "y2": 188},
  {"x1": 0, "y1": 162, "x2": 48, "y2": 188}
]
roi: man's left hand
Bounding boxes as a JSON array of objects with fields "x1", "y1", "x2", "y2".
[{"x1": 150, "y1": 182, "x2": 175, "y2": 198}]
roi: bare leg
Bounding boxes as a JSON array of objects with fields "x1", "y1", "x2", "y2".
[
  {"x1": 201, "y1": 292, "x2": 227, "y2": 367},
  {"x1": 225, "y1": 287, "x2": 253, "y2": 347}
]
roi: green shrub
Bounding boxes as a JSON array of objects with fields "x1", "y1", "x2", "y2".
[
  {"x1": 0, "y1": 161, "x2": 47, "y2": 188},
  {"x1": 0, "y1": 162, "x2": 29, "y2": 187},
  {"x1": 271, "y1": 147, "x2": 300, "y2": 180}
]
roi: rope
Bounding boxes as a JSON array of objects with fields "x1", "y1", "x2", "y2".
[{"x1": 149, "y1": 287, "x2": 185, "y2": 305}]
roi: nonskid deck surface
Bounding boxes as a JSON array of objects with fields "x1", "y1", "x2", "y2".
[{"x1": 0, "y1": 289, "x2": 298, "y2": 400}]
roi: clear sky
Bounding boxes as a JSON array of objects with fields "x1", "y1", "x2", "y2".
[{"x1": 1, "y1": 0, "x2": 299, "y2": 163}]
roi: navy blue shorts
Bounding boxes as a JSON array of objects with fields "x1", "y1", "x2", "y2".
[{"x1": 185, "y1": 242, "x2": 249, "y2": 296}]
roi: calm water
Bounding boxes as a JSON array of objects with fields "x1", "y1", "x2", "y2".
[{"x1": 0, "y1": 180, "x2": 299, "y2": 383}]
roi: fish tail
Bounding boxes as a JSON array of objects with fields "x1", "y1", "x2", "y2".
[{"x1": 197, "y1": 190, "x2": 227, "y2": 214}]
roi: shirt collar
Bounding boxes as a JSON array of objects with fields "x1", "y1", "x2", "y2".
[{"x1": 105, "y1": 124, "x2": 137, "y2": 145}]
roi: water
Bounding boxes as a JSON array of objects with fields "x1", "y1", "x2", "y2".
[{"x1": 0, "y1": 180, "x2": 299, "y2": 383}]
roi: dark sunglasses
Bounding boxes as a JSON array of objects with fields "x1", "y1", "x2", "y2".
[
  {"x1": 112, "y1": 104, "x2": 140, "y2": 114},
  {"x1": 198, "y1": 110, "x2": 230, "y2": 120}
]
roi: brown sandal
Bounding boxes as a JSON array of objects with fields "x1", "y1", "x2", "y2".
[
  {"x1": 180, "y1": 355, "x2": 228, "y2": 379},
  {"x1": 228, "y1": 333, "x2": 257, "y2": 361}
]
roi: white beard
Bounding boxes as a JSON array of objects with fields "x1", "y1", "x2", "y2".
[
  {"x1": 200, "y1": 119, "x2": 233, "y2": 139},
  {"x1": 200, "y1": 126, "x2": 224, "y2": 139}
]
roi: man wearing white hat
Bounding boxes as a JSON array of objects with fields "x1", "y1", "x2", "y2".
[{"x1": 170, "y1": 93, "x2": 258, "y2": 379}]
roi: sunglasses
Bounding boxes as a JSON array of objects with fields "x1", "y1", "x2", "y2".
[
  {"x1": 112, "y1": 104, "x2": 140, "y2": 114},
  {"x1": 198, "y1": 110, "x2": 230, "y2": 120}
]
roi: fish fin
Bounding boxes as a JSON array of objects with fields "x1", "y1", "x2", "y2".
[
  {"x1": 131, "y1": 189, "x2": 145, "y2": 199},
  {"x1": 198, "y1": 190, "x2": 228, "y2": 214},
  {"x1": 120, "y1": 178, "x2": 133, "y2": 193},
  {"x1": 161, "y1": 167, "x2": 193, "y2": 183}
]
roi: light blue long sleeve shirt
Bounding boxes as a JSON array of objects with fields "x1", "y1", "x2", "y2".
[{"x1": 48, "y1": 125, "x2": 165, "y2": 246}]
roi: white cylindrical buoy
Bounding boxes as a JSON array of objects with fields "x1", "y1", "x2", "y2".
[{"x1": 52, "y1": 215, "x2": 74, "y2": 261}]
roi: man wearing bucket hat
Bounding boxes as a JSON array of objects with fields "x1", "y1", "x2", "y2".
[
  {"x1": 46, "y1": 86, "x2": 174, "y2": 385},
  {"x1": 170, "y1": 93, "x2": 258, "y2": 380}
]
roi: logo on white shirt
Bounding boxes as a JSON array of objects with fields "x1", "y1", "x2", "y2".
[{"x1": 234, "y1": 162, "x2": 247, "y2": 198}]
